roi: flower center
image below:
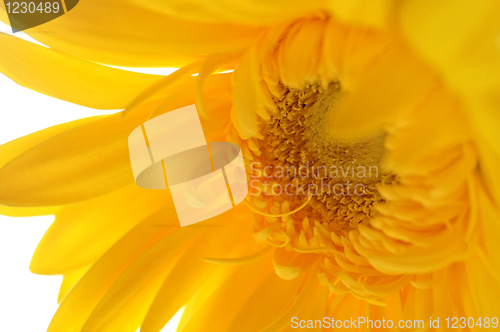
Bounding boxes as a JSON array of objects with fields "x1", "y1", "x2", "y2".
[
  {"x1": 251, "y1": 81, "x2": 395, "y2": 234},
  {"x1": 232, "y1": 18, "x2": 476, "y2": 302}
]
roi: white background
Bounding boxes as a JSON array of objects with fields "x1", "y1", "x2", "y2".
[{"x1": 0, "y1": 21, "x2": 182, "y2": 331}]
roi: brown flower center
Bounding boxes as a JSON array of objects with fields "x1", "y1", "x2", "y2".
[{"x1": 252, "y1": 82, "x2": 396, "y2": 233}]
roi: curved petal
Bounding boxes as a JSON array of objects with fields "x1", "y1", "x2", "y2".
[
  {"x1": 130, "y1": 0, "x2": 395, "y2": 29},
  {"x1": 0, "y1": 117, "x2": 91, "y2": 216},
  {"x1": 0, "y1": 111, "x2": 141, "y2": 206},
  {"x1": 399, "y1": 0, "x2": 500, "y2": 82},
  {"x1": 466, "y1": 253, "x2": 500, "y2": 317},
  {"x1": 58, "y1": 266, "x2": 90, "y2": 303},
  {"x1": 129, "y1": 0, "x2": 327, "y2": 26},
  {"x1": 140, "y1": 207, "x2": 254, "y2": 332},
  {"x1": 0, "y1": 0, "x2": 262, "y2": 67},
  {"x1": 326, "y1": 43, "x2": 439, "y2": 141},
  {"x1": 0, "y1": 34, "x2": 165, "y2": 109},
  {"x1": 176, "y1": 254, "x2": 275, "y2": 332},
  {"x1": 0, "y1": 73, "x2": 233, "y2": 207},
  {"x1": 262, "y1": 279, "x2": 326, "y2": 332},
  {"x1": 30, "y1": 184, "x2": 171, "y2": 275},
  {"x1": 225, "y1": 269, "x2": 311, "y2": 332},
  {"x1": 49, "y1": 205, "x2": 242, "y2": 332},
  {"x1": 399, "y1": 0, "x2": 500, "y2": 169},
  {"x1": 47, "y1": 204, "x2": 189, "y2": 332}
]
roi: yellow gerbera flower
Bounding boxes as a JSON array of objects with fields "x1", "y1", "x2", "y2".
[{"x1": 1, "y1": 0, "x2": 499, "y2": 331}]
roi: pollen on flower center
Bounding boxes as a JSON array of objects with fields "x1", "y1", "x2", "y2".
[{"x1": 251, "y1": 81, "x2": 396, "y2": 234}]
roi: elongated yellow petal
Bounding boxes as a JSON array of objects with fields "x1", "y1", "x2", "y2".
[
  {"x1": 260, "y1": 278, "x2": 320, "y2": 332},
  {"x1": 400, "y1": 0, "x2": 500, "y2": 172},
  {"x1": 0, "y1": 112, "x2": 141, "y2": 206},
  {"x1": 0, "y1": 0, "x2": 261, "y2": 67},
  {"x1": 131, "y1": 0, "x2": 395, "y2": 29},
  {"x1": 195, "y1": 52, "x2": 242, "y2": 118},
  {"x1": 58, "y1": 266, "x2": 89, "y2": 303},
  {"x1": 80, "y1": 235, "x2": 198, "y2": 332},
  {"x1": 129, "y1": 0, "x2": 327, "y2": 26},
  {"x1": 69, "y1": 207, "x2": 244, "y2": 332},
  {"x1": 0, "y1": 73, "x2": 232, "y2": 207},
  {"x1": 141, "y1": 210, "x2": 253, "y2": 332},
  {"x1": 0, "y1": 117, "x2": 90, "y2": 216},
  {"x1": 0, "y1": 34, "x2": 165, "y2": 109},
  {"x1": 399, "y1": 0, "x2": 500, "y2": 81},
  {"x1": 272, "y1": 248, "x2": 316, "y2": 280},
  {"x1": 231, "y1": 40, "x2": 273, "y2": 139},
  {"x1": 329, "y1": 0, "x2": 395, "y2": 30},
  {"x1": 326, "y1": 43, "x2": 438, "y2": 141},
  {"x1": 139, "y1": 250, "x2": 219, "y2": 332},
  {"x1": 47, "y1": 205, "x2": 193, "y2": 332},
  {"x1": 226, "y1": 270, "x2": 311, "y2": 332},
  {"x1": 177, "y1": 255, "x2": 274, "y2": 332},
  {"x1": 466, "y1": 253, "x2": 500, "y2": 317},
  {"x1": 145, "y1": 73, "x2": 234, "y2": 135},
  {"x1": 30, "y1": 184, "x2": 171, "y2": 275},
  {"x1": 472, "y1": 181, "x2": 500, "y2": 287}
]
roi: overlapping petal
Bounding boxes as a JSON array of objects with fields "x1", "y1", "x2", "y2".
[
  {"x1": 0, "y1": 34, "x2": 165, "y2": 109},
  {"x1": 0, "y1": 73, "x2": 233, "y2": 207},
  {"x1": 30, "y1": 184, "x2": 170, "y2": 274},
  {"x1": 129, "y1": 0, "x2": 395, "y2": 30},
  {"x1": 0, "y1": 0, "x2": 262, "y2": 67}
]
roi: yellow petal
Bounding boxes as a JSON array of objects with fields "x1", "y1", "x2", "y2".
[
  {"x1": 128, "y1": 0, "x2": 327, "y2": 26},
  {"x1": 141, "y1": 210, "x2": 253, "y2": 332},
  {"x1": 231, "y1": 38, "x2": 274, "y2": 139},
  {"x1": 0, "y1": 0, "x2": 262, "y2": 67},
  {"x1": 132, "y1": 0, "x2": 395, "y2": 30},
  {"x1": 177, "y1": 254, "x2": 274, "y2": 332},
  {"x1": 226, "y1": 270, "x2": 311, "y2": 332},
  {"x1": 0, "y1": 34, "x2": 165, "y2": 109},
  {"x1": 70, "y1": 208, "x2": 244, "y2": 332},
  {"x1": 0, "y1": 111, "x2": 141, "y2": 206},
  {"x1": 330, "y1": 0, "x2": 396, "y2": 30},
  {"x1": 326, "y1": 43, "x2": 438, "y2": 141},
  {"x1": 195, "y1": 52, "x2": 242, "y2": 118},
  {"x1": 146, "y1": 73, "x2": 234, "y2": 136},
  {"x1": 0, "y1": 71, "x2": 233, "y2": 207},
  {"x1": 472, "y1": 181, "x2": 500, "y2": 287},
  {"x1": 30, "y1": 184, "x2": 171, "y2": 275},
  {"x1": 399, "y1": 0, "x2": 500, "y2": 178},
  {"x1": 353, "y1": 222, "x2": 468, "y2": 275},
  {"x1": 328, "y1": 293, "x2": 365, "y2": 319},
  {"x1": 272, "y1": 247, "x2": 317, "y2": 280},
  {"x1": 261, "y1": 279, "x2": 323, "y2": 332},
  {"x1": 466, "y1": 252, "x2": 500, "y2": 317},
  {"x1": 0, "y1": 117, "x2": 90, "y2": 216},
  {"x1": 80, "y1": 237, "x2": 195, "y2": 332},
  {"x1": 47, "y1": 204, "x2": 195, "y2": 332},
  {"x1": 58, "y1": 266, "x2": 90, "y2": 303},
  {"x1": 399, "y1": 0, "x2": 500, "y2": 80}
]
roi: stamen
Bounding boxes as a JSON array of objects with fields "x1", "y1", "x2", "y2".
[
  {"x1": 293, "y1": 247, "x2": 336, "y2": 253},
  {"x1": 251, "y1": 82, "x2": 393, "y2": 231},
  {"x1": 244, "y1": 79, "x2": 400, "y2": 298}
]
